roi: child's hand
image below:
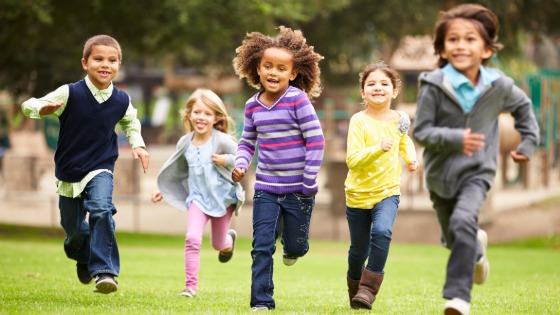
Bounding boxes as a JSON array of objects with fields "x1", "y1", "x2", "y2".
[
  {"x1": 408, "y1": 160, "x2": 418, "y2": 172},
  {"x1": 132, "y1": 147, "x2": 150, "y2": 173},
  {"x1": 463, "y1": 128, "x2": 485, "y2": 157},
  {"x1": 380, "y1": 139, "x2": 393, "y2": 152},
  {"x1": 232, "y1": 167, "x2": 246, "y2": 182},
  {"x1": 39, "y1": 102, "x2": 63, "y2": 116},
  {"x1": 510, "y1": 151, "x2": 529, "y2": 163},
  {"x1": 212, "y1": 154, "x2": 226, "y2": 166},
  {"x1": 151, "y1": 191, "x2": 163, "y2": 203}
]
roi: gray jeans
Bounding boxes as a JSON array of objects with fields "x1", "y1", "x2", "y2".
[{"x1": 429, "y1": 179, "x2": 488, "y2": 302}]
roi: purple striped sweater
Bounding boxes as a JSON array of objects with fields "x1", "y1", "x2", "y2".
[{"x1": 235, "y1": 86, "x2": 325, "y2": 195}]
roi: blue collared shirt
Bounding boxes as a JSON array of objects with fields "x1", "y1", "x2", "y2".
[{"x1": 442, "y1": 63, "x2": 500, "y2": 113}]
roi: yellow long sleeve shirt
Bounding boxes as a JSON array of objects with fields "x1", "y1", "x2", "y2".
[{"x1": 345, "y1": 110, "x2": 416, "y2": 209}]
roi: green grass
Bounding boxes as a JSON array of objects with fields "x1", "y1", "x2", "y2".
[{"x1": 1, "y1": 224, "x2": 559, "y2": 314}]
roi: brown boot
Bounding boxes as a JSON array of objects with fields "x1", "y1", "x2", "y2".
[
  {"x1": 351, "y1": 269, "x2": 384, "y2": 310},
  {"x1": 347, "y1": 274, "x2": 360, "y2": 308}
]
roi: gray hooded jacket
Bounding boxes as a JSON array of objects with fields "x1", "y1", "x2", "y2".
[
  {"x1": 413, "y1": 68, "x2": 539, "y2": 199},
  {"x1": 156, "y1": 129, "x2": 245, "y2": 215}
]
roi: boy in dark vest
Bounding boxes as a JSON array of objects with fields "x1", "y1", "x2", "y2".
[{"x1": 22, "y1": 34, "x2": 150, "y2": 294}]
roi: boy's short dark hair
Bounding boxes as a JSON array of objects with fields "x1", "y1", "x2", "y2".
[
  {"x1": 83, "y1": 35, "x2": 122, "y2": 62},
  {"x1": 433, "y1": 4, "x2": 503, "y2": 68}
]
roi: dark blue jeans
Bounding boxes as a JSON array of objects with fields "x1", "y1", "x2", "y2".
[
  {"x1": 58, "y1": 172, "x2": 120, "y2": 277},
  {"x1": 250, "y1": 190, "x2": 315, "y2": 309},
  {"x1": 346, "y1": 196, "x2": 399, "y2": 280}
]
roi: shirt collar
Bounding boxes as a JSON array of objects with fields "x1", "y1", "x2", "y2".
[
  {"x1": 441, "y1": 64, "x2": 471, "y2": 89},
  {"x1": 84, "y1": 76, "x2": 113, "y2": 99},
  {"x1": 442, "y1": 63, "x2": 500, "y2": 89}
]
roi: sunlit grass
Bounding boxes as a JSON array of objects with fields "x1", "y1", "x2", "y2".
[{"x1": 1, "y1": 224, "x2": 559, "y2": 314}]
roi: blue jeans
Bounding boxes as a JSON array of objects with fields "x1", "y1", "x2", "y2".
[
  {"x1": 58, "y1": 172, "x2": 119, "y2": 277},
  {"x1": 346, "y1": 196, "x2": 399, "y2": 280},
  {"x1": 250, "y1": 190, "x2": 315, "y2": 309}
]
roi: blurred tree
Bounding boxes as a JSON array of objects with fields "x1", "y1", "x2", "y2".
[
  {"x1": 0, "y1": 0, "x2": 348, "y2": 100},
  {"x1": 1, "y1": 0, "x2": 558, "y2": 101}
]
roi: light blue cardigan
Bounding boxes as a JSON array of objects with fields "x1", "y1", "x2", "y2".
[{"x1": 156, "y1": 129, "x2": 245, "y2": 216}]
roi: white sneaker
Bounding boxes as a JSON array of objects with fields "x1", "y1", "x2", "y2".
[
  {"x1": 180, "y1": 288, "x2": 197, "y2": 297},
  {"x1": 474, "y1": 229, "x2": 490, "y2": 285},
  {"x1": 251, "y1": 306, "x2": 269, "y2": 311},
  {"x1": 444, "y1": 298, "x2": 470, "y2": 315}
]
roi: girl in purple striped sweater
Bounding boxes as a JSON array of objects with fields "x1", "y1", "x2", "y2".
[{"x1": 232, "y1": 26, "x2": 325, "y2": 311}]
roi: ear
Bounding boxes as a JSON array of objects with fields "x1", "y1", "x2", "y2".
[
  {"x1": 439, "y1": 51, "x2": 449, "y2": 61},
  {"x1": 81, "y1": 58, "x2": 88, "y2": 71},
  {"x1": 392, "y1": 89, "x2": 399, "y2": 99},
  {"x1": 290, "y1": 70, "x2": 298, "y2": 81},
  {"x1": 482, "y1": 46, "x2": 493, "y2": 60},
  {"x1": 360, "y1": 89, "x2": 366, "y2": 99}
]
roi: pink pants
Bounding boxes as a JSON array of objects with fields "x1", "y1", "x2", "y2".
[{"x1": 185, "y1": 202, "x2": 235, "y2": 291}]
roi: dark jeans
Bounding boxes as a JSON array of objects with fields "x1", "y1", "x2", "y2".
[
  {"x1": 250, "y1": 190, "x2": 315, "y2": 309},
  {"x1": 346, "y1": 196, "x2": 399, "y2": 280},
  {"x1": 58, "y1": 172, "x2": 119, "y2": 277},
  {"x1": 430, "y1": 179, "x2": 488, "y2": 302}
]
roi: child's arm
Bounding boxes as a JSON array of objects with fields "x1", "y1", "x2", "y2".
[
  {"x1": 151, "y1": 190, "x2": 163, "y2": 203},
  {"x1": 118, "y1": 98, "x2": 149, "y2": 173},
  {"x1": 21, "y1": 85, "x2": 69, "y2": 119},
  {"x1": 213, "y1": 134, "x2": 238, "y2": 167},
  {"x1": 346, "y1": 116, "x2": 386, "y2": 169},
  {"x1": 413, "y1": 85, "x2": 465, "y2": 153},
  {"x1": 234, "y1": 106, "x2": 257, "y2": 176},
  {"x1": 503, "y1": 84, "x2": 540, "y2": 161},
  {"x1": 399, "y1": 134, "x2": 418, "y2": 172},
  {"x1": 297, "y1": 99, "x2": 324, "y2": 196}
]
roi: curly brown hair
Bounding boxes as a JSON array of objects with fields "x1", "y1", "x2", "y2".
[
  {"x1": 232, "y1": 26, "x2": 323, "y2": 100},
  {"x1": 433, "y1": 3, "x2": 503, "y2": 68}
]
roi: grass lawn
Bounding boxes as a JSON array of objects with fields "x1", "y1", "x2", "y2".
[{"x1": 0, "y1": 224, "x2": 559, "y2": 314}]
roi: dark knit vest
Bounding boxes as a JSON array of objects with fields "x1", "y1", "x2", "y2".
[{"x1": 54, "y1": 80, "x2": 129, "y2": 182}]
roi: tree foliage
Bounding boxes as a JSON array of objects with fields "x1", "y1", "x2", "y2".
[{"x1": 1, "y1": 0, "x2": 559, "y2": 99}]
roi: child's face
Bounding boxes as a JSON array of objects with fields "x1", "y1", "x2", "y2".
[
  {"x1": 81, "y1": 44, "x2": 121, "y2": 90},
  {"x1": 257, "y1": 47, "x2": 297, "y2": 97},
  {"x1": 440, "y1": 18, "x2": 492, "y2": 77},
  {"x1": 360, "y1": 70, "x2": 398, "y2": 109},
  {"x1": 188, "y1": 100, "x2": 218, "y2": 137}
]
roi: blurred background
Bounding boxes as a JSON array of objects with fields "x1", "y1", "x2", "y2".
[{"x1": 0, "y1": 0, "x2": 559, "y2": 242}]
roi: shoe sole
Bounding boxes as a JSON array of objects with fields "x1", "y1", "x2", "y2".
[
  {"x1": 474, "y1": 229, "x2": 489, "y2": 285},
  {"x1": 219, "y1": 229, "x2": 237, "y2": 263},
  {"x1": 94, "y1": 280, "x2": 118, "y2": 294}
]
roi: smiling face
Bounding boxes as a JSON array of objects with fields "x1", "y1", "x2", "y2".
[
  {"x1": 361, "y1": 70, "x2": 398, "y2": 110},
  {"x1": 256, "y1": 47, "x2": 297, "y2": 103},
  {"x1": 81, "y1": 44, "x2": 120, "y2": 90},
  {"x1": 440, "y1": 18, "x2": 492, "y2": 82},
  {"x1": 188, "y1": 100, "x2": 218, "y2": 138}
]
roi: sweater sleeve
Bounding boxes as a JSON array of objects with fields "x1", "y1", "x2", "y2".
[
  {"x1": 234, "y1": 102, "x2": 257, "y2": 171},
  {"x1": 412, "y1": 83, "x2": 464, "y2": 152},
  {"x1": 503, "y1": 84, "x2": 540, "y2": 158},
  {"x1": 295, "y1": 95, "x2": 325, "y2": 195}
]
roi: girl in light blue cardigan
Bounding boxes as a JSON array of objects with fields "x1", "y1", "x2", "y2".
[{"x1": 151, "y1": 89, "x2": 245, "y2": 298}]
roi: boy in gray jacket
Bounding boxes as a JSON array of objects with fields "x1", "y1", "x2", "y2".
[{"x1": 412, "y1": 4, "x2": 539, "y2": 315}]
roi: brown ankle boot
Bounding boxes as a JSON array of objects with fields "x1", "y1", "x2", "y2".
[
  {"x1": 351, "y1": 269, "x2": 384, "y2": 310},
  {"x1": 347, "y1": 274, "x2": 360, "y2": 308}
]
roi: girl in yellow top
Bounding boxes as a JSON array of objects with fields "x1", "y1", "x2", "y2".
[{"x1": 345, "y1": 62, "x2": 418, "y2": 310}]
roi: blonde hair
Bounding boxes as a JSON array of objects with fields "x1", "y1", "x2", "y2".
[
  {"x1": 180, "y1": 88, "x2": 235, "y2": 136},
  {"x1": 83, "y1": 34, "x2": 122, "y2": 62}
]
